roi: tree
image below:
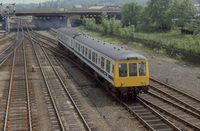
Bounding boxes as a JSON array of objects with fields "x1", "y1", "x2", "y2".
[
  {"x1": 169, "y1": 0, "x2": 197, "y2": 28},
  {"x1": 82, "y1": 16, "x2": 87, "y2": 26},
  {"x1": 100, "y1": 12, "x2": 110, "y2": 33},
  {"x1": 121, "y1": 2, "x2": 144, "y2": 27},
  {"x1": 146, "y1": 0, "x2": 173, "y2": 31}
]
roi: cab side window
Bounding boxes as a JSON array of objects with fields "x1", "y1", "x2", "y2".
[
  {"x1": 129, "y1": 63, "x2": 137, "y2": 77},
  {"x1": 119, "y1": 63, "x2": 127, "y2": 77}
]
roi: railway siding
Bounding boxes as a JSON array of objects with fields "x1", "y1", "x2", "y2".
[
  {"x1": 149, "y1": 78, "x2": 200, "y2": 115},
  {"x1": 138, "y1": 78, "x2": 200, "y2": 130}
]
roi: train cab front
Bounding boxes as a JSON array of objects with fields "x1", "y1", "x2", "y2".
[{"x1": 114, "y1": 60, "x2": 149, "y2": 99}]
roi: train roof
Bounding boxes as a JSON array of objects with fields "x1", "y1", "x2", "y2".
[{"x1": 58, "y1": 28, "x2": 147, "y2": 61}]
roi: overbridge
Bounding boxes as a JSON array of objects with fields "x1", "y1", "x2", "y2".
[{"x1": 13, "y1": 8, "x2": 121, "y2": 29}]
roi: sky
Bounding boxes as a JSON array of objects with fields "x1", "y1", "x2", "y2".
[{"x1": 0, "y1": 0, "x2": 48, "y2": 4}]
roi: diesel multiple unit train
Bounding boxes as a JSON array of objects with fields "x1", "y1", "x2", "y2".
[{"x1": 57, "y1": 28, "x2": 149, "y2": 99}]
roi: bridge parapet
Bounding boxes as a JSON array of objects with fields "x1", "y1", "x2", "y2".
[{"x1": 15, "y1": 8, "x2": 121, "y2": 15}]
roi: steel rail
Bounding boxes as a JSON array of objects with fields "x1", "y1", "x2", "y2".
[
  {"x1": 27, "y1": 22, "x2": 91, "y2": 131},
  {"x1": 0, "y1": 39, "x2": 17, "y2": 56},
  {"x1": 139, "y1": 96, "x2": 200, "y2": 130},
  {"x1": 39, "y1": 42, "x2": 178, "y2": 131},
  {"x1": 26, "y1": 25, "x2": 181, "y2": 131},
  {"x1": 136, "y1": 97, "x2": 181, "y2": 131},
  {"x1": 148, "y1": 91, "x2": 200, "y2": 119},
  {"x1": 25, "y1": 30, "x2": 180, "y2": 131},
  {"x1": 25, "y1": 23, "x2": 65, "y2": 131},
  {"x1": 25, "y1": 35, "x2": 67, "y2": 57},
  {"x1": 39, "y1": 37, "x2": 91, "y2": 131},
  {"x1": 22, "y1": 22, "x2": 32, "y2": 131},
  {"x1": 35, "y1": 32, "x2": 57, "y2": 43},
  {"x1": 3, "y1": 22, "x2": 23, "y2": 131},
  {"x1": 0, "y1": 21, "x2": 22, "y2": 67},
  {"x1": 0, "y1": 41, "x2": 17, "y2": 68},
  {"x1": 149, "y1": 84, "x2": 200, "y2": 115},
  {"x1": 3, "y1": 45, "x2": 16, "y2": 131},
  {"x1": 109, "y1": 90, "x2": 181, "y2": 131},
  {"x1": 150, "y1": 78, "x2": 200, "y2": 102}
]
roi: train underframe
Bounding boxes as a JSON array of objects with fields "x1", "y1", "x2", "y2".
[{"x1": 102, "y1": 80, "x2": 149, "y2": 100}]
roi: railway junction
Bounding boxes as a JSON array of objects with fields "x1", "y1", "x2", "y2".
[{"x1": 0, "y1": 18, "x2": 200, "y2": 131}]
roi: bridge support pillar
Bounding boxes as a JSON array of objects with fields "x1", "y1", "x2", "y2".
[{"x1": 66, "y1": 17, "x2": 71, "y2": 27}]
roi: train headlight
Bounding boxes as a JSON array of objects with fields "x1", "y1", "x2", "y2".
[
  {"x1": 121, "y1": 82, "x2": 125, "y2": 85},
  {"x1": 141, "y1": 81, "x2": 144, "y2": 84}
]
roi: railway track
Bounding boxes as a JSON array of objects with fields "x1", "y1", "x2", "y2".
[
  {"x1": 138, "y1": 78, "x2": 200, "y2": 130},
  {"x1": 150, "y1": 78, "x2": 200, "y2": 114},
  {"x1": 0, "y1": 40, "x2": 20, "y2": 67},
  {"x1": 54, "y1": 54, "x2": 180, "y2": 131},
  {"x1": 1, "y1": 21, "x2": 33, "y2": 130},
  {"x1": 0, "y1": 22, "x2": 22, "y2": 67},
  {"x1": 34, "y1": 32, "x2": 182, "y2": 131},
  {"x1": 25, "y1": 21, "x2": 91, "y2": 131},
  {"x1": 22, "y1": 26, "x2": 200, "y2": 131}
]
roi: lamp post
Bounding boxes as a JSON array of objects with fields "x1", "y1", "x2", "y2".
[
  {"x1": 0, "y1": 3, "x2": 2, "y2": 16},
  {"x1": 6, "y1": 6, "x2": 10, "y2": 32}
]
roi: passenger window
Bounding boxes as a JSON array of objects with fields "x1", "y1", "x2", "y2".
[
  {"x1": 92, "y1": 52, "x2": 95, "y2": 62},
  {"x1": 119, "y1": 63, "x2": 127, "y2": 77},
  {"x1": 76, "y1": 42, "x2": 78, "y2": 49},
  {"x1": 101, "y1": 57, "x2": 105, "y2": 69},
  {"x1": 85, "y1": 48, "x2": 88, "y2": 57},
  {"x1": 129, "y1": 63, "x2": 137, "y2": 77},
  {"x1": 106, "y1": 60, "x2": 110, "y2": 73},
  {"x1": 78, "y1": 44, "x2": 80, "y2": 52},
  {"x1": 82, "y1": 46, "x2": 84, "y2": 55},
  {"x1": 95, "y1": 54, "x2": 98, "y2": 64},
  {"x1": 89, "y1": 50, "x2": 91, "y2": 60},
  {"x1": 139, "y1": 63, "x2": 146, "y2": 76},
  {"x1": 98, "y1": 56, "x2": 100, "y2": 65}
]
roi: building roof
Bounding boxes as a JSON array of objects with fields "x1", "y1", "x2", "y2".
[
  {"x1": 88, "y1": 6, "x2": 105, "y2": 9},
  {"x1": 73, "y1": 5, "x2": 83, "y2": 8}
]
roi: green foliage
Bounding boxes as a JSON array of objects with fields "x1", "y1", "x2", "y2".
[
  {"x1": 120, "y1": 25, "x2": 135, "y2": 38},
  {"x1": 103, "y1": 20, "x2": 110, "y2": 33},
  {"x1": 149, "y1": 0, "x2": 172, "y2": 30},
  {"x1": 82, "y1": 10, "x2": 200, "y2": 55},
  {"x1": 169, "y1": 0, "x2": 197, "y2": 27},
  {"x1": 100, "y1": 12, "x2": 108, "y2": 24},
  {"x1": 82, "y1": 17, "x2": 102, "y2": 31},
  {"x1": 82, "y1": 16, "x2": 87, "y2": 26},
  {"x1": 197, "y1": 74, "x2": 200, "y2": 79},
  {"x1": 109, "y1": 17, "x2": 116, "y2": 34},
  {"x1": 113, "y1": 20, "x2": 122, "y2": 35},
  {"x1": 121, "y1": 2, "x2": 144, "y2": 27},
  {"x1": 136, "y1": 0, "x2": 197, "y2": 33},
  {"x1": 100, "y1": 12, "x2": 110, "y2": 33},
  {"x1": 184, "y1": 18, "x2": 200, "y2": 35}
]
